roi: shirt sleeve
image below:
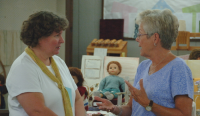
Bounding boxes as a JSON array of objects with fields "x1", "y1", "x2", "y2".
[
  {"x1": 171, "y1": 61, "x2": 194, "y2": 99},
  {"x1": 6, "y1": 63, "x2": 42, "y2": 99}
]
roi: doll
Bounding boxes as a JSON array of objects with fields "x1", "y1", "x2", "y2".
[
  {"x1": 0, "y1": 74, "x2": 8, "y2": 109},
  {"x1": 69, "y1": 67, "x2": 89, "y2": 111},
  {"x1": 93, "y1": 61, "x2": 125, "y2": 100}
]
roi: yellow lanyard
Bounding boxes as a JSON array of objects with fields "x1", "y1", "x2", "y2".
[{"x1": 25, "y1": 47, "x2": 72, "y2": 116}]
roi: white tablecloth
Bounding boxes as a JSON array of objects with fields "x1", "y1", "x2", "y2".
[{"x1": 87, "y1": 111, "x2": 116, "y2": 116}]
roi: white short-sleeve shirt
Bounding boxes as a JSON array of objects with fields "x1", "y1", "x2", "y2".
[{"x1": 6, "y1": 52, "x2": 77, "y2": 116}]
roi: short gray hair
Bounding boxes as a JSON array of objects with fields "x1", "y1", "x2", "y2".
[{"x1": 136, "y1": 9, "x2": 179, "y2": 50}]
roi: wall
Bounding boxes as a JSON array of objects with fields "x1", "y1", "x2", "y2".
[
  {"x1": 72, "y1": 0, "x2": 200, "y2": 68},
  {"x1": 72, "y1": 0, "x2": 102, "y2": 68}
]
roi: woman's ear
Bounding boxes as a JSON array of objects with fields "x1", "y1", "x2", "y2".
[{"x1": 153, "y1": 33, "x2": 160, "y2": 44}]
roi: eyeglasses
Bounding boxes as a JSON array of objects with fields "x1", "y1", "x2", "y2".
[{"x1": 137, "y1": 33, "x2": 148, "y2": 39}]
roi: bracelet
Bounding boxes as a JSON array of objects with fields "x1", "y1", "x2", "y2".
[{"x1": 118, "y1": 106, "x2": 123, "y2": 116}]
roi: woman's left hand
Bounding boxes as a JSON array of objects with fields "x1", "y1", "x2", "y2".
[
  {"x1": 94, "y1": 96, "x2": 115, "y2": 112},
  {"x1": 125, "y1": 79, "x2": 150, "y2": 107}
]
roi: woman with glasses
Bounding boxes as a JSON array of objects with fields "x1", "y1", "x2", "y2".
[{"x1": 94, "y1": 9, "x2": 193, "y2": 116}]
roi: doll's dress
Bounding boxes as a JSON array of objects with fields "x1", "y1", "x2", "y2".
[{"x1": 78, "y1": 86, "x2": 88, "y2": 111}]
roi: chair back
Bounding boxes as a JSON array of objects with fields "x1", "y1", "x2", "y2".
[
  {"x1": 0, "y1": 109, "x2": 9, "y2": 116},
  {"x1": 176, "y1": 31, "x2": 190, "y2": 50},
  {"x1": 192, "y1": 101, "x2": 196, "y2": 116},
  {"x1": 0, "y1": 60, "x2": 6, "y2": 79}
]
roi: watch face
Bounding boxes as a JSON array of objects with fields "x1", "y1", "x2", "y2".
[{"x1": 146, "y1": 106, "x2": 152, "y2": 111}]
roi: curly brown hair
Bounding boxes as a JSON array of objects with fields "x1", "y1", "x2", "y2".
[
  {"x1": 107, "y1": 61, "x2": 122, "y2": 75},
  {"x1": 189, "y1": 49, "x2": 200, "y2": 60},
  {"x1": 20, "y1": 11, "x2": 69, "y2": 47}
]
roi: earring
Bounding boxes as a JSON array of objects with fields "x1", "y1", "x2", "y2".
[{"x1": 154, "y1": 43, "x2": 156, "y2": 46}]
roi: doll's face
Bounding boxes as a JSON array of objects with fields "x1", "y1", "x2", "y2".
[
  {"x1": 72, "y1": 76, "x2": 79, "y2": 84},
  {"x1": 108, "y1": 63, "x2": 120, "y2": 75}
]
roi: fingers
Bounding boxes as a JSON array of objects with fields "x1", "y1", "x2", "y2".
[
  {"x1": 94, "y1": 96, "x2": 115, "y2": 112},
  {"x1": 139, "y1": 79, "x2": 144, "y2": 91},
  {"x1": 94, "y1": 96, "x2": 112, "y2": 106},
  {"x1": 98, "y1": 106, "x2": 109, "y2": 111},
  {"x1": 125, "y1": 80, "x2": 133, "y2": 89},
  {"x1": 94, "y1": 96, "x2": 106, "y2": 102},
  {"x1": 125, "y1": 80, "x2": 137, "y2": 93},
  {"x1": 98, "y1": 105, "x2": 115, "y2": 112},
  {"x1": 125, "y1": 81, "x2": 138, "y2": 102},
  {"x1": 96, "y1": 102, "x2": 103, "y2": 106},
  {"x1": 94, "y1": 96, "x2": 105, "y2": 106},
  {"x1": 132, "y1": 94, "x2": 138, "y2": 102}
]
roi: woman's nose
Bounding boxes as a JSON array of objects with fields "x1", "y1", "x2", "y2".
[
  {"x1": 60, "y1": 36, "x2": 64, "y2": 43},
  {"x1": 136, "y1": 37, "x2": 139, "y2": 42}
]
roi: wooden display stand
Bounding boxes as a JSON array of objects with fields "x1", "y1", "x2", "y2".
[
  {"x1": 171, "y1": 32, "x2": 200, "y2": 50},
  {"x1": 86, "y1": 39, "x2": 127, "y2": 57}
]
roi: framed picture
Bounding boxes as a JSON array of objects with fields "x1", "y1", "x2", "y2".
[{"x1": 102, "y1": 0, "x2": 200, "y2": 39}]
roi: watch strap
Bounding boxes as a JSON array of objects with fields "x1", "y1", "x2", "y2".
[{"x1": 149, "y1": 100, "x2": 153, "y2": 107}]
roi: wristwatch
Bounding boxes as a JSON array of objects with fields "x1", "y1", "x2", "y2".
[{"x1": 145, "y1": 100, "x2": 153, "y2": 111}]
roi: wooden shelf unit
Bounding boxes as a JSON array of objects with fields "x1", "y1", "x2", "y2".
[
  {"x1": 86, "y1": 41, "x2": 127, "y2": 57},
  {"x1": 171, "y1": 32, "x2": 200, "y2": 51}
]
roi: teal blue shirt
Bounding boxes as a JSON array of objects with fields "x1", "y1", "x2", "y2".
[{"x1": 98, "y1": 75, "x2": 125, "y2": 92}]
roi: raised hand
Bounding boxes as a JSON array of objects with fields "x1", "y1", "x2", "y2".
[
  {"x1": 125, "y1": 79, "x2": 150, "y2": 107},
  {"x1": 94, "y1": 96, "x2": 115, "y2": 112}
]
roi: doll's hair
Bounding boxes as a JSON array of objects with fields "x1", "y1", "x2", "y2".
[
  {"x1": 69, "y1": 67, "x2": 84, "y2": 86},
  {"x1": 107, "y1": 61, "x2": 122, "y2": 75},
  {"x1": 69, "y1": 67, "x2": 88, "y2": 97}
]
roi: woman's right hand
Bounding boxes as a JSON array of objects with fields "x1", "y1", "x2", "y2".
[{"x1": 94, "y1": 96, "x2": 115, "y2": 112}]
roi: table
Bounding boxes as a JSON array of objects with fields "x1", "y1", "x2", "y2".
[{"x1": 87, "y1": 111, "x2": 116, "y2": 116}]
